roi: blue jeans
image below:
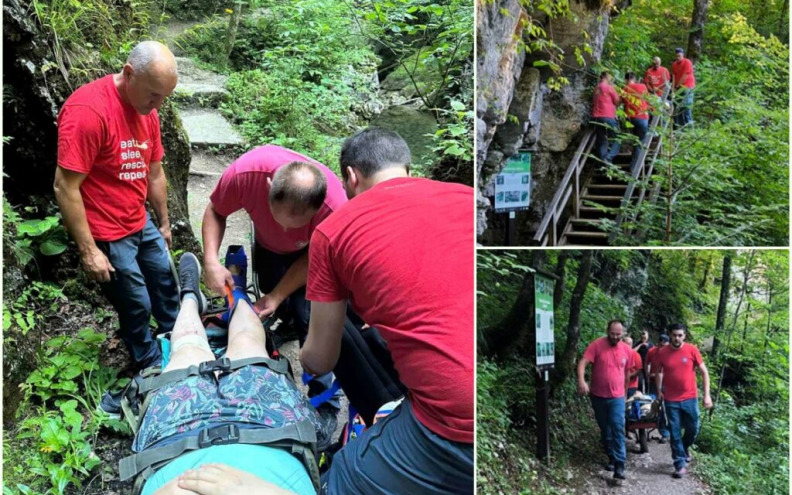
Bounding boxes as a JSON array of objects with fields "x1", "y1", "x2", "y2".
[
  {"x1": 674, "y1": 88, "x2": 694, "y2": 127},
  {"x1": 628, "y1": 118, "x2": 649, "y2": 169},
  {"x1": 665, "y1": 398, "x2": 699, "y2": 469},
  {"x1": 254, "y1": 243, "x2": 340, "y2": 409},
  {"x1": 321, "y1": 400, "x2": 473, "y2": 495},
  {"x1": 592, "y1": 117, "x2": 621, "y2": 163},
  {"x1": 97, "y1": 215, "x2": 179, "y2": 369},
  {"x1": 590, "y1": 395, "x2": 626, "y2": 466}
]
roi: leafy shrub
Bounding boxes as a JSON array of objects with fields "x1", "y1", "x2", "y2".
[{"x1": 4, "y1": 329, "x2": 127, "y2": 495}]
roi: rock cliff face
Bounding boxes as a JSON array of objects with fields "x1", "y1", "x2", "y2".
[{"x1": 476, "y1": 0, "x2": 623, "y2": 243}]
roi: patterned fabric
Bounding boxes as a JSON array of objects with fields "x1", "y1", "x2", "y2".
[{"x1": 133, "y1": 365, "x2": 322, "y2": 452}]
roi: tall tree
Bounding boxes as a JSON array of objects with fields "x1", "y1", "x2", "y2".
[
  {"x1": 551, "y1": 250, "x2": 594, "y2": 389},
  {"x1": 711, "y1": 252, "x2": 732, "y2": 360},
  {"x1": 686, "y1": 0, "x2": 710, "y2": 63}
]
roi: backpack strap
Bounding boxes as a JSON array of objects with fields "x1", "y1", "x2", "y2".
[{"x1": 120, "y1": 419, "x2": 317, "y2": 481}]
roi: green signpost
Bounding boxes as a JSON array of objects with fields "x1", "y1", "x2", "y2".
[{"x1": 533, "y1": 271, "x2": 556, "y2": 462}]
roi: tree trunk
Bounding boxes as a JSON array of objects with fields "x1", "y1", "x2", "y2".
[
  {"x1": 224, "y1": 0, "x2": 244, "y2": 67},
  {"x1": 698, "y1": 252, "x2": 712, "y2": 290},
  {"x1": 686, "y1": 0, "x2": 710, "y2": 64},
  {"x1": 551, "y1": 250, "x2": 594, "y2": 389},
  {"x1": 711, "y1": 252, "x2": 731, "y2": 360},
  {"x1": 553, "y1": 251, "x2": 571, "y2": 310}
]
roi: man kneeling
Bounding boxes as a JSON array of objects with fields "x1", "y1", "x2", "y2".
[{"x1": 122, "y1": 253, "x2": 326, "y2": 495}]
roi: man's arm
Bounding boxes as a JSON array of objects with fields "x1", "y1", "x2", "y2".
[
  {"x1": 202, "y1": 204, "x2": 234, "y2": 295},
  {"x1": 53, "y1": 167, "x2": 114, "y2": 282},
  {"x1": 147, "y1": 160, "x2": 171, "y2": 248},
  {"x1": 300, "y1": 300, "x2": 347, "y2": 375},
  {"x1": 576, "y1": 357, "x2": 591, "y2": 396},
  {"x1": 655, "y1": 370, "x2": 664, "y2": 401},
  {"x1": 255, "y1": 252, "x2": 308, "y2": 318},
  {"x1": 698, "y1": 361, "x2": 713, "y2": 409}
]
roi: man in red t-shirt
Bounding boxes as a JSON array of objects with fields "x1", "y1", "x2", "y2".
[
  {"x1": 577, "y1": 320, "x2": 633, "y2": 480},
  {"x1": 54, "y1": 41, "x2": 180, "y2": 416},
  {"x1": 645, "y1": 333, "x2": 670, "y2": 441},
  {"x1": 623, "y1": 72, "x2": 651, "y2": 169},
  {"x1": 302, "y1": 128, "x2": 473, "y2": 494},
  {"x1": 644, "y1": 57, "x2": 671, "y2": 96},
  {"x1": 622, "y1": 336, "x2": 643, "y2": 396},
  {"x1": 655, "y1": 323, "x2": 712, "y2": 478},
  {"x1": 591, "y1": 71, "x2": 622, "y2": 164},
  {"x1": 203, "y1": 145, "x2": 348, "y2": 416},
  {"x1": 671, "y1": 48, "x2": 696, "y2": 128}
]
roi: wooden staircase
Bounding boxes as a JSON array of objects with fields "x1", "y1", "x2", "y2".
[{"x1": 534, "y1": 94, "x2": 671, "y2": 246}]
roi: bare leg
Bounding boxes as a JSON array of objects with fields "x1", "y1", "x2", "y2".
[
  {"x1": 225, "y1": 300, "x2": 269, "y2": 361},
  {"x1": 163, "y1": 298, "x2": 214, "y2": 372}
]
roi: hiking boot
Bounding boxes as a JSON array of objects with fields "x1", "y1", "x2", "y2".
[
  {"x1": 96, "y1": 389, "x2": 124, "y2": 420},
  {"x1": 673, "y1": 467, "x2": 688, "y2": 478},
  {"x1": 178, "y1": 253, "x2": 207, "y2": 314},
  {"x1": 605, "y1": 461, "x2": 615, "y2": 472},
  {"x1": 685, "y1": 450, "x2": 693, "y2": 463},
  {"x1": 659, "y1": 436, "x2": 669, "y2": 444},
  {"x1": 316, "y1": 404, "x2": 339, "y2": 452},
  {"x1": 613, "y1": 465, "x2": 626, "y2": 480}
]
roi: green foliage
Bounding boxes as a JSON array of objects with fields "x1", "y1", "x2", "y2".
[
  {"x1": 3, "y1": 282, "x2": 65, "y2": 338},
  {"x1": 3, "y1": 197, "x2": 69, "y2": 268},
  {"x1": 30, "y1": 0, "x2": 160, "y2": 82},
  {"x1": 177, "y1": 1, "x2": 379, "y2": 169},
  {"x1": 4, "y1": 329, "x2": 127, "y2": 495},
  {"x1": 603, "y1": 3, "x2": 788, "y2": 246}
]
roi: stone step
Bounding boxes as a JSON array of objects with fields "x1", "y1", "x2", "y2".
[
  {"x1": 180, "y1": 108, "x2": 244, "y2": 150},
  {"x1": 173, "y1": 57, "x2": 229, "y2": 107},
  {"x1": 189, "y1": 149, "x2": 237, "y2": 176}
]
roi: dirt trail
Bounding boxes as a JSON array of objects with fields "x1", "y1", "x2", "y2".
[{"x1": 579, "y1": 434, "x2": 711, "y2": 495}]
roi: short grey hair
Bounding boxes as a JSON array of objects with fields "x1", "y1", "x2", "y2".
[{"x1": 126, "y1": 41, "x2": 177, "y2": 76}]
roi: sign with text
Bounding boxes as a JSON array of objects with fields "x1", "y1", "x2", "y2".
[
  {"x1": 535, "y1": 273, "x2": 555, "y2": 368},
  {"x1": 494, "y1": 152, "x2": 531, "y2": 213}
]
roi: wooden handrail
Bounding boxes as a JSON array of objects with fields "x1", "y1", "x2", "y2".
[{"x1": 533, "y1": 128, "x2": 596, "y2": 246}]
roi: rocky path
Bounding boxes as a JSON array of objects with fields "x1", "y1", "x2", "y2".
[{"x1": 579, "y1": 434, "x2": 710, "y2": 495}]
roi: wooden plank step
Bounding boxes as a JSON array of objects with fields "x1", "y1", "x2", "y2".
[
  {"x1": 586, "y1": 183, "x2": 627, "y2": 190},
  {"x1": 578, "y1": 206, "x2": 617, "y2": 219},
  {"x1": 581, "y1": 195, "x2": 623, "y2": 202},
  {"x1": 564, "y1": 230, "x2": 608, "y2": 238}
]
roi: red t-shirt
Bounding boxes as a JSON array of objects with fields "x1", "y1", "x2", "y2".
[
  {"x1": 57, "y1": 75, "x2": 164, "y2": 242},
  {"x1": 671, "y1": 58, "x2": 696, "y2": 89},
  {"x1": 582, "y1": 337, "x2": 634, "y2": 398},
  {"x1": 643, "y1": 66, "x2": 671, "y2": 95},
  {"x1": 209, "y1": 145, "x2": 347, "y2": 254},
  {"x1": 628, "y1": 349, "x2": 642, "y2": 389},
  {"x1": 591, "y1": 81, "x2": 620, "y2": 118},
  {"x1": 645, "y1": 345, "x2": 661, "y2": 376},
  {"x1": 623, "y1": 83, "x2": 650, "y2": 120},
  {"x1": 655, "y1": 344, "x2": 703, "y2": 402},
  {"x1": 306, "y1": 177, "x2": 474, "y2": 443}
]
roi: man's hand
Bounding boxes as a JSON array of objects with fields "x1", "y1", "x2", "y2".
[
  {"x1": 658, "y1": 391, "x2": 664, "y2": 402},
  {"x1": 205, "y1": 260, "x2": 234, "y2": 296},
  {"x1": 703, "y1": 394, "x2": 713, "y2": 410},
  {"x1": 178, "y1": 464, "x2": 298, "y2": 495},
  {"x1": 577, "y1": 380, "x2": 590, "y2": 396},
  {"x1": 254, "y1": 293, "x2": 284, "y2": 319},
  {"x1": 81, "y1": 246, "x2": 115, "y2": 282},
  {"x1": 159, "y1": 221, "x2": 172, "y2": 249}
]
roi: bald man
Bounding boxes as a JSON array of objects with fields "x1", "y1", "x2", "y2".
[
  {"x1": 643, "y1": 56, "x2": 671, "y2": 96},
  {"x1": 202, "y1": 145, "x2": 349, "y2": 419},
  {"x1": 54, "y1": 41, "x2": 180, "y2": 415}
]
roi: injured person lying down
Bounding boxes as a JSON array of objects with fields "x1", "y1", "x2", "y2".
[{"x1": 118, "y1": 253, "x2": 326, "y2": 495}]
